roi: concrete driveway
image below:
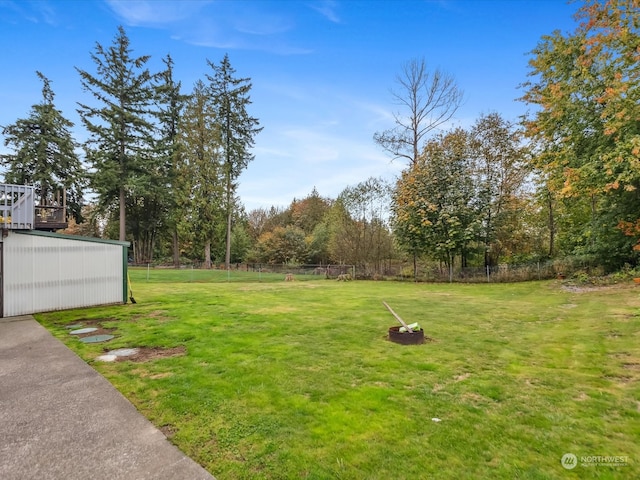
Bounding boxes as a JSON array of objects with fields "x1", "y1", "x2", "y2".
[{"x1": 0, "y1": 315, "x2": 215, "y2": 480}]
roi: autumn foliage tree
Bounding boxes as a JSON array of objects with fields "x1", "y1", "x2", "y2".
[
  {"x1": 521, "y1": 0, "x2": 640, "y2": 269},
  {"x1": 392, "y1": 128, "x2": 480, "y2": 279},
  {"x1": 470, "y1": 113, "x2": 531, "y2": 266}
]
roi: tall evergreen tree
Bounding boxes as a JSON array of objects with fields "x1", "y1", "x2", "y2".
[
  {"x1": 155, "y1": 54, "x2": 188, "y2": 266},
  {"x1": 76, "y1": 25, "x2": 156, "y2": 243},
  {"x1": 206, "y1": 54, "x2": 262, "y2": 269},
  {"x1": 1, "y1": 71, "x2": 85, "y2": 222},
  {"x1": 179, "y1": 80, "x2": 225, "y2": 268}
]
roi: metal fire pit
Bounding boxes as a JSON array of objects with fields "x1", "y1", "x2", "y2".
[{"x1": 388, "y1": 325, "x2": 425, "y2": 345}]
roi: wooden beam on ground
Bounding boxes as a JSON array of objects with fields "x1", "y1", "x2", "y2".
[{"x1": 382, "y1": 301, "x2": 413, "y2": 333}]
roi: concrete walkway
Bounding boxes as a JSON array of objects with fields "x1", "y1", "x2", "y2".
[{"x1": 0, "y1": 315, "x2": 215, "y2": 480}]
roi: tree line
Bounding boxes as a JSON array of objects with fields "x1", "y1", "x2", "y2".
[
  {"x1": 385, "y1": 0, "x2": 640, "y2": 276},
  {"x1": 1, "y1": 26, "x2": 261, "y2": 269},
  {"x1": 2, "y1": 0, "x2": 640, "y2": 277}
]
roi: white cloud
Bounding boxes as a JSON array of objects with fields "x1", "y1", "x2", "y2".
[
  {"x1": 0, "y1": 0, "x2": 58, "y2": 25},
  {"x1": 104, "y1": 0, "x2": 211, "y2": 26},
  {"x1": 308, "y1": 0, "x2": 341, "y2": 23},
  {"x1": 104, "y1": 0, "x2": 313, "y2": 55},
  {"x1": 234, "y1": 12, "x2": 294, "y2": 36},
  {"x1": 33, "y1": 1, "x2": 58, "y2": 25}
]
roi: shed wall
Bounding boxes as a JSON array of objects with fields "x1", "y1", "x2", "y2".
[{"x1": 3, "y1": 232, "x2": 126, "y2": 317}]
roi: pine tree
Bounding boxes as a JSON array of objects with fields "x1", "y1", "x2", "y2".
[
  {"x1": 155, "y1": 54, "x2": 188, "y2": 266},
  {"x1": 179, "y1": 80, "x2": 225, "y2": 268},
  {"x1": 76, "y1": 26, "x2": 156, "y2": 243},
  {"x1": 1, "y1": 71, "x2": 85, "y2": 222},
  {"x1": 206, "y1": 54, "x2": 262, "y2": 269}
]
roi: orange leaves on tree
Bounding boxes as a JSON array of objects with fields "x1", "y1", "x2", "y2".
[
  {"x1": 617, "y1": 219, "x2": 640, "y2": 250},
  {"x1": 605, "y1": 180, "x2": 620, "y2": 190}
]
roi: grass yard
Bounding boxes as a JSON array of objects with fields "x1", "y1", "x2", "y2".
[{"x1": 37, "y1": 269, "x2": 640, "y2": 479}]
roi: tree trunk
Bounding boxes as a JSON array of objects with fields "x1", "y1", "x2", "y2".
[
  {"x1": 204, "y1": 239, "x2": 212, "y2": 269},
  {"x1": 173, "y1": 228, "x2": 180, "y2": 268},
  {"x1": 225, "y1": 167, "x2": 232, "y2": 270},
  {"x1": 449, "y1": 253, "x2": 454, "y2": 283},
  {"x1": 547, "y1": 190, "x2": 555, "y2": 257},
  {"x1": 119, "y1": 186, "x2": 126, "y2": 242},
  {"x1": 225, "y1": 209, "x2": 232, "y2": 270}
]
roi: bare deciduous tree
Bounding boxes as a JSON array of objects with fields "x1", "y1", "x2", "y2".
[{"x1": 374, "y1": 58, "x2": 463, "y2": 165}]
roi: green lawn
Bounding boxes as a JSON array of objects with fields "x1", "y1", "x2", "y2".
[{"x1": 37, "y1": 270, "x2": 640, "y2": 479}]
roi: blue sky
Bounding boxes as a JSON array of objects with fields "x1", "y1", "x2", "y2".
[{"x1": 0, "y1": 0, "x2": 578, "y2": 212}]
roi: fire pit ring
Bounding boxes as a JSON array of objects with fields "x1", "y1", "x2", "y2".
[{"x1": 388, "y1": 325, "x2": 425, "y2": 345}]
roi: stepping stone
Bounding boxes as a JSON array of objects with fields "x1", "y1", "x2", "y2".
[
  {"x1": 79, "y1": 334, "x2": 115, "y2": 343},
  {"x1": 69, "y1": 327, "x2": 98, "y2": 335},
  {"x1": 96, "y1": 354, "x2": 118, "y2": 362},
  {"x1": 109, "y1": 348, "x2": 139, "y2": 357},
  {"x1": 64, "y1": 324, "x2": 84, "y2": 329},
  {"x1": 96, "y1": 348, "x2": 139, "y2": 362}
]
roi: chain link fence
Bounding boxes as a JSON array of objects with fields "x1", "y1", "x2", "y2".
[
  {"x1": 357, "y1": 259, "x2": 599, "y2": 283},
  {"x1": 135, "y1": 259, "x2": 598, "y2": 283}
]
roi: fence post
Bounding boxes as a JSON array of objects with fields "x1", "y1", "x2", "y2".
[{"x1": 486, "y1": 265, "x2": 490, "y2": 283}]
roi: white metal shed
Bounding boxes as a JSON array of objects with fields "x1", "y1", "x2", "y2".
[{"x1": 1, "y1": 230, "x2": 130, "y2": 317}]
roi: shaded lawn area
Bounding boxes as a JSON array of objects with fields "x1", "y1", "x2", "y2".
[{"x1": 37, "y1": 270, "x2": 640, "y2": 479}]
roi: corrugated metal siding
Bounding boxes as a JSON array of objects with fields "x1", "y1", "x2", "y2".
[{"x1": 3, "y1": 232, "x2": 125, "y2": 317}]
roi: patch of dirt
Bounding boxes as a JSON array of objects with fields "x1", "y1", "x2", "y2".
[
  {"x1": 159, "y1": 424, "x2": 177, "y2": 439},
  {"x1": 622, "y1": 363, "x2": 640, "y2": 370},
  {"x1": 62, "y1": 317, "x2": 118, "y2": 327},
  {"x1": 462, "y1": 392, "x2": 492, "y2": 405},
  {"x1": 454, "y1": 373, "x2": 471, "y2": 382},
  {"x1": 118, "y1": 346, "x2": 186, "y2": 363},
  {"x1": 609, "y1": 352, "x2": 631, "y2": 358},
  {"x1": 561, "y1": 283, "x2": 635, "y2": 293}
]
